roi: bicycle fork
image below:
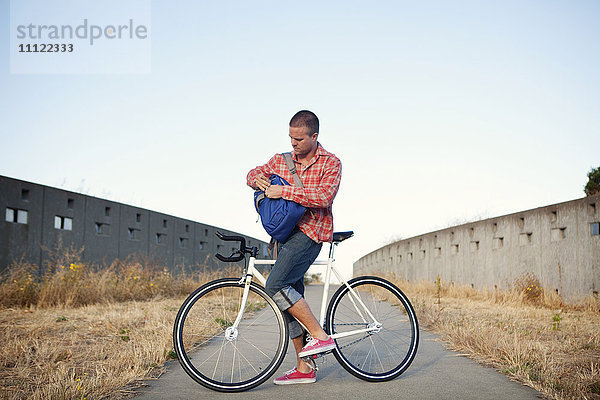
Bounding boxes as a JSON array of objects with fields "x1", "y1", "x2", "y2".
[
  {"x1": 223, "y1": 274, "x2": 254, "y2": 341},
  {"x1": 224, "y1": 256, "x2": 270, "y2": 341}
]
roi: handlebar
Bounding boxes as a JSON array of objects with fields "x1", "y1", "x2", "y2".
[{"x1": 215, "y1": 232, "x2": 246, "y2": 262}]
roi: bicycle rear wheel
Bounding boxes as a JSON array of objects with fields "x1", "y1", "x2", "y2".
[
  {"x1": 326, "y1": 276, "x2": 419, "y2": 382},
  {"x1": 173, "y1": 278, "x2": 288, "y2": 392}
]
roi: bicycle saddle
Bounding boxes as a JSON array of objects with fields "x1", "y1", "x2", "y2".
[{"x1": 332, "y1": 231, "x2": 354, "y2": 243}]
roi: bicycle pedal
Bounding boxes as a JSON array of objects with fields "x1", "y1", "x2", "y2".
[
  {"x1": 304, "y1": 357, "x2": 318, "y2": 371},
  {"x1": 300, "y1": 350, "x2": 330, "y2": 363},
  {"x1": 301, "y1": 355, "x2": 324, "y2": 372}
]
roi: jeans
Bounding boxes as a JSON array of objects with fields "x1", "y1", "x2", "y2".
[{"x1": 264, "y1": 228, "x2": 322, "y2": 339}]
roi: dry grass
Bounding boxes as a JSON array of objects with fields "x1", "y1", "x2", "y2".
[
  {"x1": 0, "y1": 253, "x2": 240, "y2": 400},
  {"x1": 0, "y1": 299, "x2": 182, "y2": 399},
  {"x1": 389, "y1": 273, "x2": 600, "y2": 400},
  {"x1": 0, "y1": 249, "x2": 236, "y2": 309},
  {"x1": 3, "y1": 249, "x2": 598, "y2": 400}
]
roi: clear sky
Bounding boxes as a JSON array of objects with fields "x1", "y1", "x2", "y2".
[{"x1": 1, "y1": 1, "x2": 599, "y2": 280}]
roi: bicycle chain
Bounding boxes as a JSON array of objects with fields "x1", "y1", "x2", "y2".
[{"x1": 336, "y1": 333, "x2": 371, "y2": 350}]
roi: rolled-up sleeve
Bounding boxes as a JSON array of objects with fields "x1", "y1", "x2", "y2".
[{"x1": 247, "y1": 155, "x2": 279, "y2": 189}]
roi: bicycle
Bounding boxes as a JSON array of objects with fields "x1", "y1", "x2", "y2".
[{"x1": 173, "y1": 231, "x2": 419, "y2": 392}]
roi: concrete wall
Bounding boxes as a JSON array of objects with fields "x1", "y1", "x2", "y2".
[
  {"x1": 354, "y1": 194, "x2": 600, "y2": 300},
  {"x1": 0, "y1": 175, "x2": 269, "y2": 272}
]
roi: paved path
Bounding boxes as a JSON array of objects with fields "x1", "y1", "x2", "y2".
[{"x1": 135, "y1": 284, "x2": 542, "y2": 400}]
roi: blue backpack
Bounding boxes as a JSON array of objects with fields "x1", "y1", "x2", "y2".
[{"x1": 254, "y1": 153, "x2": 306, "y2": 243}]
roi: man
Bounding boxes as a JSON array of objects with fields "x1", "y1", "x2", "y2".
[{"x1": 246, "y1": 110, "x2": 342, "y2": 385}]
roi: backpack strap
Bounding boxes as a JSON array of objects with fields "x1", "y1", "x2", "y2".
[
  {"x1": 283, "y1": 152, "x2": 304, "y2": 188},
  {"x1": 255, "y1": 192, "x2": 265, "y2": 209}
]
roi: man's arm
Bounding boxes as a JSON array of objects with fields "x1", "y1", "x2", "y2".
[
  {"x1": 247, "y1": 155, "x2": 278, "y2": 191},
  {"x1": 280, "y1": 158, "x2": 341, "y2": 208}
]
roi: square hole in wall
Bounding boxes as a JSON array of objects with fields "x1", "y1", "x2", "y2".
[
  {"x1": 550, "y1": 210, "x2": 557, "y2": 222},
  {"x1": 54, "y1": 216, "x2": 72, "y2": 230},
  {"x1": 4, "y1": 208, "x2": 28, "y2": 224},
  {"x1": 156, "y1": 233, "x2": 166, "y2": 245},
  {"x1": 128, "y1": 228, "x2": 140, "y2": 240},
  {"x1": 67, "y1": 198, "x2": 74, "y2": 210},
  {"x1": 551, "y1": 227, "x2": 566, "y2": 241},
  {"x1": 589, "y1": 203, "x2": 597, "y2": 215},
  {"x1": 199, "y1": 241, "x2": 207, "y2": 251},
  {"x1": 95, "y1": 222, "x2": 110, "y2": 235},
  {"x1": 408, "y1": 252, "x2": 413, "y2": 261},
  {"x1": 519, "y1": 232, "x2": 532, "y2": 246},
  {"x1": 163, "y1": 219, "x2": 168, "y2": 229},
  {"x1": 518, "y1": 217, "x2": 524, "y2": 229},
  {"x1": 5, "y1": 208, "x2": 15, "y2": 222},
  {"x1": 105, "y1": 207, "x2": 111, "y2": 217},
  {"x1": 21, "y1": 189, "x2": 30, "y2": 201},
  {"x1": 451, "y1": 244, "x2": 459, "y2": 254},
  {"x1": 493, "y1": 237, "x2": 504, "y2": 249},
  {"x1": 136, "y1": 213, "x2": 141, "y2": 223},
  {"x1": 16, "y1": 210, "x2": 28, "y2": 224},
  {"x1": 470, "y1": 241, "x2": 479, "y2": 252},
  {"x1": 179, "y1": 237, "x2": 188, "y2": 248},
  {"x1": 185, "y1": 224, "x2": 190, "y2": 233}
]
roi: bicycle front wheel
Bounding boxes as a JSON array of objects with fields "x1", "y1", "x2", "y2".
[
  {"x1": 326, "y1": 276, "x2": 419, "y2": 382},
  {"x1": 173, "y1": 278, "x2": 288, "y2": 392}
]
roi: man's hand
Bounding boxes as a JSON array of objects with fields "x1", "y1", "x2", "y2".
[
  {"x1": 265, "y1": 184, "x2": 283, "y2": 199},
  {"x1": 255, "y1": 174, "x2": 271, "y2": 191},
  {"x1": 255, "y1": 173, "x2": 283, "y2": 198}
]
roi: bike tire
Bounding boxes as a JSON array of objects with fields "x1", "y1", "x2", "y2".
[
  {"x1": 173, "y1": 278, "x2": 288, "y2": 392},
  {"x1": 325, "y1": 276, "x2": 419, "y2": 382}
]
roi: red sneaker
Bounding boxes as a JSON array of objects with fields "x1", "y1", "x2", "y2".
[
  {"x1": 273, "y1": 367, "x2": 316, "y2": 385},
  {"x1": 298, "y1": 336, "x2": 336, "y2": 357}
]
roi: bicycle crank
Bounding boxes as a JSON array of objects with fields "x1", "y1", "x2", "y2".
[{"x1": 301, "y1": 349, "x2": 332, "y2": 371}]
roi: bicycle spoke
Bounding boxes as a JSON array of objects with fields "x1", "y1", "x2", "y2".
[
  {"x1": 212, "y1": 336, "x2": 228, "y2": 380},
  {"x1": 328, "y1": 278, "x2": 418, "y2": 380},
  {"x1": 239, "y1": 336, "x2": 274, "y2": 360},
  {"x1": 230, "y1": 339, "x2": 260, "y2": 374},
  {"x1": 368, "y1": 335, "x2": 385, "y2": 373},
  {"x1": 376, "y1": 334, "x2": 409, "y2": 360},
  {"x1": 175, "y1": 281, "x2": 288, "y2": 390},
  {"x1": 231, "y1": 340, "x2": 236, "y2": 383}
]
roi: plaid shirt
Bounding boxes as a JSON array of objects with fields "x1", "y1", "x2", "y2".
[{"x1": 247, "y1": 143, "x2": 342, "y2": 243}]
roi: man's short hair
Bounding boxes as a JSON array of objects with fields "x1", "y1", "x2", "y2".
[{"x1": 289, "y1": 110, "x2": 319, "y2": 134}]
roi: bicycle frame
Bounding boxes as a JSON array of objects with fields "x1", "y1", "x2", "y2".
[{"x1": 229, "y1": 242, "x2": 381, "y2": 341}]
